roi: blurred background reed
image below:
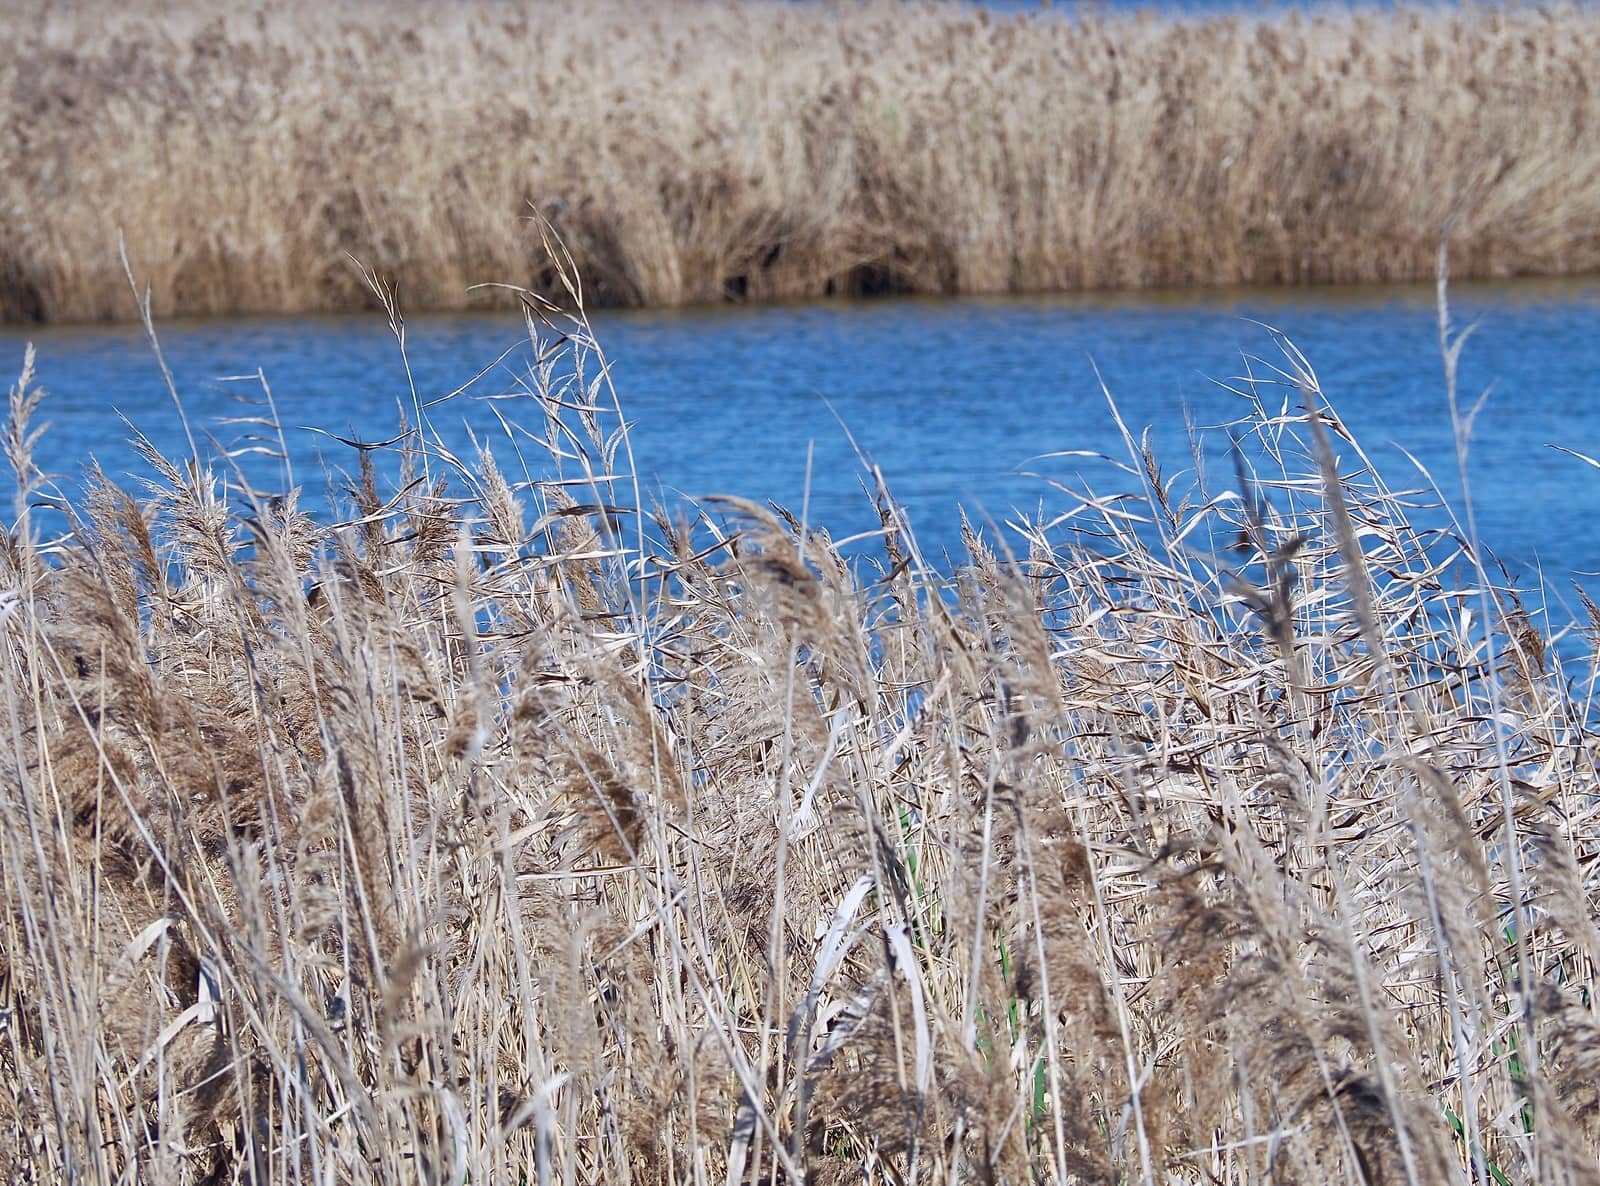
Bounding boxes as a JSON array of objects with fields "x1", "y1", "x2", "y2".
[{"x1": 4, "y1": 0, "x2": 1599, "y2": 322}]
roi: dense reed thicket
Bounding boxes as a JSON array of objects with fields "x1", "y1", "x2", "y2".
[
  {"x1": 3, "y1": 261, "x2": 1600, "y2": 1184},
  {"x1": 4, "y1": 0, "x2": 1600, "y2": 322}
]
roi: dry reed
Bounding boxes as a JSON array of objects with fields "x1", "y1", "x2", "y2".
[
  {"x1": 2, "y1": 249, "x2": 1600, "y2": 1185},
  {"x1": 4, "y1": 0, "x2": 1600, "y2": 322}
]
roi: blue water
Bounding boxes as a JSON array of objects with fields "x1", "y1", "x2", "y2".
[{"x1": 3, "y1": 279, "x2": 1599, "y2": 594}]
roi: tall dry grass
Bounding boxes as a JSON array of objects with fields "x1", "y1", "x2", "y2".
[
  {"x1": 3, "y1": 253, "x2": 1600, "y2": 1184},
  {"x1": 4, "y1": 0, "x2": 1600, "y2": 322}
]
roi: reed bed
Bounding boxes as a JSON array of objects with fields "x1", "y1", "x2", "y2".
[
  {"x1": 5, "y1": 0, "x2": 1600, "y2": 323},
  {"x1": 2, "y1": 257, "x2": 1599, "y2": 1184}
]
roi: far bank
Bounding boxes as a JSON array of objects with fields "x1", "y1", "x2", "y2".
[{"x1": 4, "y1": 0, "x2": 1599, "y2": 323}]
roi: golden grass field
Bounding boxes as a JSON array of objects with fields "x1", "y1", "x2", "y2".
[
  {"x1": 2, "y1": 246, "x2": 1599, "y2": 1183},
  {"x1": 4, "y1": 0, "x2": 1600, "y2": 321}
]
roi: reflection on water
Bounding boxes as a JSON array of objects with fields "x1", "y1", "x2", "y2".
[{"x1": 3, "y1": 276, "x2": 1599, "y2": 597}]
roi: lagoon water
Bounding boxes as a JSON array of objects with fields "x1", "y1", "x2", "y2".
[{"x1": 3, "y1": 278, "x2": 1599, "y2": 603}]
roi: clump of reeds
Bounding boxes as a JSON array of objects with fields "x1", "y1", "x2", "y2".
[
  {"x1": 4, "y1": 265, "x2": 1600, "y2": 1184},
  {"x1": 5, "y1": 0, "x2": 1600, "y2": 323}
]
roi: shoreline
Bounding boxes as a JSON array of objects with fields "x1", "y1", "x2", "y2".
[{"x1": 6, "y1": 269, "x2": 1599, "y2": 336}]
